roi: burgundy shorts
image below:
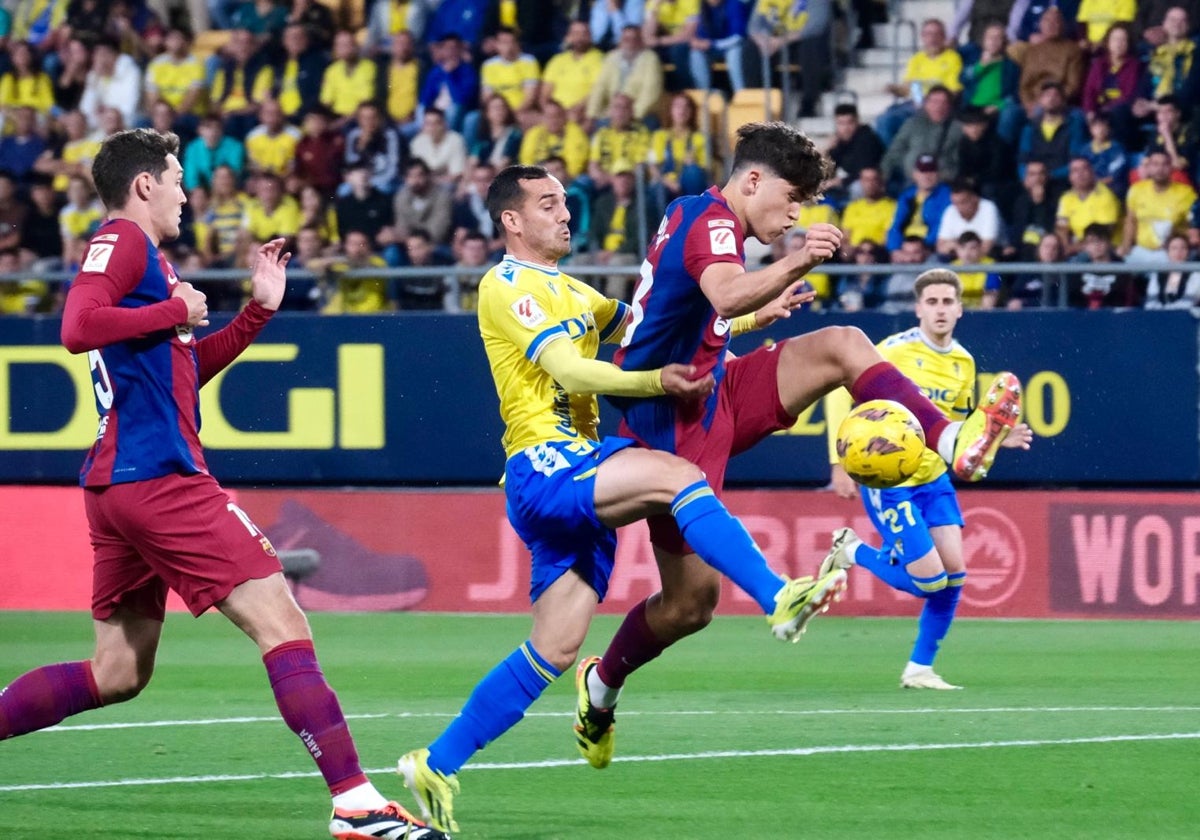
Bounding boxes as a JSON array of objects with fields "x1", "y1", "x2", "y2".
[
  {"x1": 644, "y1": 341, "x2": 796, "y2": 554},
  {"x1": 86, "y1": 472, "x2": 282, "y2": 621}
]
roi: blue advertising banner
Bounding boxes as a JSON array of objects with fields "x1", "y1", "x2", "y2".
[{"x1": 1, "y1": 310, "x2": 1196, "y2": 484}]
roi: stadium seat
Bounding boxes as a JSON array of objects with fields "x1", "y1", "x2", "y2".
[{"x1": 725, "y1": 89, "x2": 783, "y2": 155}]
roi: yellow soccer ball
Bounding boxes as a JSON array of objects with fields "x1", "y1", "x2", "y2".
[{"x1": 835, "y1": 399, "x2": 926, "y2": 488}]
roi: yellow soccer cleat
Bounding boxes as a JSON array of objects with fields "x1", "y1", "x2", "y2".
[
  {"x1": 397, "y1": 748, "x2": 460, "y2": 834},
  {"x1": 768, "y1": 569, "x2": 848, "y2": 642},
  {"x1": 951, "y1": 371, "x2": 1023, "y2": 482},
  {"x1": 573, "y1": 655, "x2": 615, "y2": 769}
]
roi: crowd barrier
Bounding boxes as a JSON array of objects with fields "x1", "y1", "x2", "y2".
[{"x1": 2, "y1": 309, "x2": 1197, "y2": 484}]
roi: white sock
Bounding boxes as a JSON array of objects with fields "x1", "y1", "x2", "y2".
[
  {"x1": 937, "y1": 420, "x2": 963, "y2": 463},
  {"x1": 844, "y1": 533, "x2": 863, "y2": 564},
  {"x1": 903, "y1": 661, "x2": 932, "y2": 677},
  {"x1": 332, "y1": 781, "x2": 388, "y2": 811},
  {"x1": 587, "y1": 665, "x2": 622, "y2": 710}
]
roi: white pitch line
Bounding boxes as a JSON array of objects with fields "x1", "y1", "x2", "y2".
[
  {"x1": 39, "y1": 705, "x2": 1200, "y2": 732},
  {"x1": 3, "y1": 732, "x2": 1198, "y2": 793}
]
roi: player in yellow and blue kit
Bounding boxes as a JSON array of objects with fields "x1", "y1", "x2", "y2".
[
  {"x1": 822, "y1": 269, "x2": 1032, "y2": 689},
  {"x1": 396, "y1": 165, "x2": 847, "y2": 833}
]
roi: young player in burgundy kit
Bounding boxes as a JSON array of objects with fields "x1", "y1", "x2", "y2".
[
  {"x1": 572, "y1": 122, "x2": 1024, "y2": 763},
  {"x1": 0, "y1": 130, "x2": 445, "y2": 840}
]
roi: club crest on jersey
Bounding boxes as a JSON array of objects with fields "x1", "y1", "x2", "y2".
[
  {"x1": 709, "y1": 227, "x2": 737, "y2": 256},
  {"x1": 510, "y1": 294, "x2": 547, "y2": 328},
  {"x1": 713, "y1": 317, "x2": 732, "y2": 336},
  {"x1": 175, "y1": 324, "x2": 194, "y2": 344}
]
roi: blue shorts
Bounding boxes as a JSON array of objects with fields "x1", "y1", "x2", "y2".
[
  {"x1": 504, "y1": 436, "x2": 637, "y2": 603},
  {"x1": 860, "y1": 472, "x2": 963, "y2": 564}
]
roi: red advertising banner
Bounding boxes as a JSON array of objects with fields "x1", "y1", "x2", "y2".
[{"x1": 2, "y1": 486, "x2": 1197, "y2": 619}]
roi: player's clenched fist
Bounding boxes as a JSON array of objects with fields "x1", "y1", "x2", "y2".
[
  {"x1": 171, "y1": 281, "x2": 209, "y2": 327},
  {"x1": 798, "y1": 222, "x2": 842, "y2": 266},
  {"x1": 660, "y1": 363, "x2": 715, "y2": 400}
]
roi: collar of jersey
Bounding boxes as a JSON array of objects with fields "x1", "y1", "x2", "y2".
[{"x1": 503, "y1": 255, "x2": 560, "y2": 276}]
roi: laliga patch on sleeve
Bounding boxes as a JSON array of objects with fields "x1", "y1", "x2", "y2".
[
  {"x1": 709, "y1": 227, "x2": 737, "y2": 256},
  {"x1": 81, "y1": 243, "x2": 115, "y2": 273},
  {"x1": 510, "y1": 294, "x2": 548, "y2": 328}
]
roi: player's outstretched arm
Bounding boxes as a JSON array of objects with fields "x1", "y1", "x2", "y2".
[
  {"x1": 248, "y1": 238, "x2": 291, "y2": 311},
  {"x1": 699, "y1": 223, "x2": 841, "y2": 317},
  {"x1": 538, "y1": 338, "x2": 713, "y2": 399},
  {"x1": 194, "y1": 239, "x2": 290, "y2": 386}
]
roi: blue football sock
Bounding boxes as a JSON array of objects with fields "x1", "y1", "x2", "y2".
[
  {"x1": 910, "y1": 572, "x2": 964, "y2": 667},
  {"x1": 671, "y1": 480, "x2": 785, "y2": 613},
  {"x1": 427, "y1": 641, "x2": 561, "y2": 775},
  {"x1": 852, "y1": 543, "x2": 925, "y2": 597}
]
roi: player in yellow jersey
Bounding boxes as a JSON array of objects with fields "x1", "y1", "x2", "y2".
[
  {"x1": 397, "y1": 164, "x2": 849, "y2": 833},
  {"x1": 822, "y1": 269, "x2": 1032, "y2": 689}
]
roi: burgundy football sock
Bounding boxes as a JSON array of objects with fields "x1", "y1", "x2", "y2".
[
  {"x1": 596, "y1": 599, "x2": 669, "y2": 692},
  {"x1": 0, "y1": 660, "x2": 102, "y2": 740},
  {"x1": 851, "y1": 362, "x2": 952, "y2": 451},
  {"x1": 263, "y1": 639, "x2": 366, "y2": 795}
]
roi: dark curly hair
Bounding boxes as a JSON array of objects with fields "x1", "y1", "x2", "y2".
[{"x1": 730, "y1": 121, "x2": 831, "y2": 202}]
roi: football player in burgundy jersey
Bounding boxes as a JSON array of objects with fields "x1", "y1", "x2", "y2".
[
  {"x1": 0, "y1": 129, "x2": 444, "y2": 840},
  {"x1": 575, "y1": 122, "x2": 1024, "y2": 757}
]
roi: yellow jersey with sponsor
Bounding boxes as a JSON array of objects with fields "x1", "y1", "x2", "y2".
[
  {"x1": 478, "y1": 255, "x2": 629, "y2": 458},
  {"x1": 754, "y1": 0, "x2": 808, "y2": 33},
  {"x1": 877, "y1": 327, "x2": 974, "y2": 486},
  {"x1": 319, "y1": 59, "x2": 377, "y2": 116},
  {"x1": 827, "y1": 327, "x2": 974, "y2": 488},
  {"x1": 1127, "y1": 180, "x2": 1197, "y2": 250}
]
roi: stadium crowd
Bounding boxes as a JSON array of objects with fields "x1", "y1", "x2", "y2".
[{"x1": 2, "y1": 0, "x2": 1200, "y2": 314}]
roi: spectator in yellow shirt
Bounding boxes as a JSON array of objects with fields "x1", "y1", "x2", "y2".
[
  {"x1": 480, "y1": 27, "x2": 540, "y2": 123},
  {"x1": 841, "y1": 167, "x2": 898, "y2": 252},
  {"x1": 242, "y1": 172, "x2": 303, "y2": 245},
  {"x1": 244, "y1": 99, "x2": 301, "y2": 178},
  {"x1": 209, "y1": 28, "x2": 274, "y2": 140},
  {"x1": 377, "y1": 29, "x2": 420, "y2": 130},
  {"x1": 586, "y1": 25, "x2": 664, "y2": 127},
  {"x1": 143, "y1": 27, "x2": 206, "y2": 136},
  {"x1": 518, "y1": 99, "x2": 590, "y2": 177},
  {"x1": 588, "y1": 93, "x2": 651, "y2": 192},
  {"x1": 643, "y1": 0, "x2": 698, "y2": 90},
  {"x1": 0, "y1": 40, "x2": 54, "y2": 131},
  {"x1": 647, "y1": 91, "x2": 709, "y2": 207},
  {"x1": 321, "y1": 229, "x2": 394, "y2": 313},
  {"x1": 1055, "y1": 156, "x2": 1121, "y2": 254},
  {"x1": 320, "y1": 28, "x2": 378, "y2": 127},
  {"x1": 877, "y1": 18, "x2": 963, "y2": 145},
  {"x1": 540, "y1": 20, "x2": 604, "y2": 126},
  {"x1": 1120, "y1": 149, "x2": 1197, "y2": 262},
  {"x1": 1076, "y1": 0, "x2": 1136, "y2": 47}
]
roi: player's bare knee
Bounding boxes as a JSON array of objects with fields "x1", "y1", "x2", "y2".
[
  {"x1": 663, "y1": 457, "x2": 706, "y2": 495},
  {"x1": 92, "y1": 657, "x2": 152, "y2": 704}
]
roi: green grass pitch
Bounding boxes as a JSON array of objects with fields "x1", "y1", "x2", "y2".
[{"x1": 2, "y1": 611, "x2": 1197, "y2": 839}]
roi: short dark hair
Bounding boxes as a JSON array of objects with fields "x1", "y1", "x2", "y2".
[
  {"x1": 487, "y1": 164, "x2": 550, "y2": 231},
  {"x1": 950, "y1": 175, "x2": 980, "y2": 195},
  {"x1": 730, "y1": 122, "x2": 830, "y2": 202},
  {"x1": 91, "y1": 128, "x2": 179, "y2": 211},
  {"x1": 1082, "y1": 222, "x2": 1112, "y2": 240},
  {"x1": 833, "y1": 103, "x2": 859, "y2": 119},
  {"x1": 957, "y1": 230, "x2": 982, "y2": 245}
]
